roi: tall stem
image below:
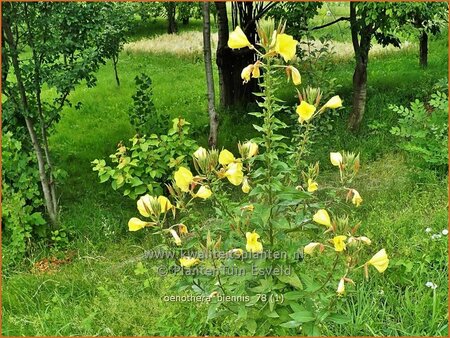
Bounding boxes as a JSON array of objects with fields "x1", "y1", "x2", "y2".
[{"x1": 262, "y1": 60, "x2": 275, "y2": 247}]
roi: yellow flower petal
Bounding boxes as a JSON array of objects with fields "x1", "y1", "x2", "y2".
[
  {"x1": 228, "y1": 26, "x2": 252, "y2": 49},
  {"x1": 193, "y1": 147, "x2": 207, "y2": 160},
  {"x1": 304, "y1": 242, "x2": 320, "y2": 255},
  {"x1": 290, "y1": 66, "x2": 301, "y2": 85},
  {"x1": 179, "y1": 256, "x2": 200, "y2": 268},
  {"x1": 307, "y1": 178, "x2": 318, "y2": 192},
  {"x1": 225, "y1": 162, "x2": 243, "y2": 186},
  {"x1": 352, "y1": 189, "x2": 363, "y2": 207},
  {"x1": 169, "y1": 229, "x2": 182, "y2": 246},
  {"x1": 245, "y1": 231, "x2": 263, "y2": 253},
  {"x1": 158, "y1": 196, "x2": 173, "y2": 213},
  {"x1": 296, "y1": 101, "x2": 316, "y2": 123},
  {"x1": 313, "y1": 209, "x2": 332, "y2": 228},
  {"x1": 368, "y1": 249, "x2": 389, "y2": 273},
  {"x1": 330, "y1": 152, "x2": 343, "y2": 166},
  {"x1": 174, "y1": 167, "x2": 194, "y2": 192},
  {"x1": 241, "y1": 64, "x2": 254, "y2": 83},
  {"x1": 324, "y1": 95, "x2": 342, "y2": 109},
  {"x1": 195, "y1": 186, "x2": 212, "y2": 199},
  {"x1": 332, "y1": 235, "x2": 347, "y2": 252},
  {"x1": 219, "y1": 149, "x2": 235, "y2": 166},
  {"x1": 128, "y1": 217, "x2": 150, "y2": 231},
  {"x1": 242, "y1": 177, "x2": 251, "y2": 193},
  {"x1": 252, "y1": 62, "x2": 261, "y2": 78},
  {"x1": 274, "y1": 33, "x2": 298, "y2": 62},
  {"x1": 336, "y1": 278, "x2": 345, "y2": 295},
  {"x1": 137, "y1": 194, "x2": 157, "y2": 217}
]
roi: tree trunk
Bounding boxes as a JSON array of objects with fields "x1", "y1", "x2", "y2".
[
  {"x1": 112, "y1": 54, "x2": 120, "y2": 86},
  {"x1": 419, "y1": 31, "x2": 428, "y2": 68},
  {"x1": 203, "y1": 2, "x2": 219, "y2": 148},
  {"x1": 3, "y1": 15, "x2": 58, "y2": 227},
  {"x1": 215, "y1": 2, "x2": 257, "y2": 107},
  {"x1": 182, "y1": 17, "x2": 189, "y2": 25},
  {"x1": 348, "y1": 55, "x2": 368, "y2": 131},
  {"x1": 167, "y1": 3, "x2": 177, "y2": 34},
  {"x1": 348, "y1": 2, "x2": 369, "y2": 131}
]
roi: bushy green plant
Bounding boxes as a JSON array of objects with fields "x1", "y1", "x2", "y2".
[
  {"x1": 92, "y1": 118, "x2": 198, "y2": 199},
  {"x1": 390, "y1": 84, "x2": 448, "y2": 172},
  {"x1": 129, "y1": 73, "x2": 168, "y2": 136},
  {"x1": 127, "y1": 20, "x2": 389, "y2": 336},
  {"x1": 1, "y1": 132, "x2": 46, "y2": 266}
]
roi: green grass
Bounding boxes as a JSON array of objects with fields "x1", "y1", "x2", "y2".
[{"x1": 2, "y1": 13, "x2": 448, "y2": 336}]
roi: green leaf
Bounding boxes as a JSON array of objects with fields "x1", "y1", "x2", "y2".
[
  {"x1": 289, "y1": 310, "x2": 315, "y2": 322},
  {"x1": 326, "y1": 313, "x2": 351, "y2": 324},
  {"x1": 279, "y1": 320, "x2": 301, "y2": 328},
  {"x1": 276, "y1": 271, "x2": 303, "y2": 290}
]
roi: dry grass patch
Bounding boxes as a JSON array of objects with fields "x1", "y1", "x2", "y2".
[{"x1": 125, "y1": 31, "x2": 218, "y2": 57}]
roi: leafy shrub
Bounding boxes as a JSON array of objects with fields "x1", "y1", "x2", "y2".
[
  {"x1": 92, "y1": 118, "x2": 198, "y2": 199},
  {"x1": 390, "y1": 84, "x2": 448, "y2": 172},
  {"x1": 129, "y1": 73, "x2": 168, "y2": 136},
  {"x1": 2, "y1": 132, "x2": 47, "y2": 266}
]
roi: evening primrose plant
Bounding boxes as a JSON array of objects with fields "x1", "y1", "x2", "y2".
[{"x1": 128, "y1": 19, "x2": 389, "y2": 335}]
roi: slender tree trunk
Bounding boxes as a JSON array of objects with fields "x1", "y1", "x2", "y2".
[
  {"x1": 112, "y1": 54, "x2": 120, "y2": 86},
  {"x1": 419, "y1": 31, "x2": 428, "y2": 68},
  {"x1": 215, "y1": 2, "x2": 256, "y2": 107},
  {"x1": 166, "y1": 3, "x2": 177, "y2": 34},
  {"x1": 348, "y1": 54, "x2": 368, "y2": 131},
  {"x1": 203, "y1": 2, "x2": 219, "y2": 148},
  {"x1": 3, "y1": 16, "x2": 58, "y2": 226},
  {"x1": 348, "y1": 2, "x2": 370, "y2": 131}
]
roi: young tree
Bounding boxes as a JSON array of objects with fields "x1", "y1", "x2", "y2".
[
  {"x1": 2, "y1": 2, "x2": 111, "y2": 226},
  {"x1": 396, "y1": 2, "x2": 448, "y2": 68},
  {"x1": 97, "y1": 3, "x2": 133, "y2": 86},
  {"x1": 347, "y1": 2, "x2": 403, "y2": 131},
  {"x1": 202, "y1": 1, "x2": 218, "y2": 147}
]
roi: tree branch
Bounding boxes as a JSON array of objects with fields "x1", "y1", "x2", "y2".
[{"x1": 308, "y1": 16, "x2": 350, "y2": 31}]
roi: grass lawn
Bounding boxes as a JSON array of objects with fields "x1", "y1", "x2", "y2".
[{"x1": 2, "y1": 13, "x2": 448, "y2": 336}]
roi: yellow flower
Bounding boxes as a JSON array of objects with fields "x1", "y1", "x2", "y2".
[
  {"x1": 178, "y1": 224, "x2": 188, "y2": 235},
  {"x1": 225, "y1": 162, "x2": 244, "y2": 186},
  {"x1": 174, "y1": 166, "x2": 194, "y2": 192},
  {"x1": 330, "y1": 152, "x2": 343, "y2": 166},
  {"x1": 313, "y1": 209, "x2": 332, "y2": 228},
  {"x1": 296, "y1": 101, "x2": 316, "y2": 123},
  {"x1": 332, "y1": 235, "x2": 347, "y2": 252},
  {"x1": 242, "y1": 177, "x2": 251, "y2": 193},
  {"x1": 307, "y1": 178, "x2": 318, "y2": 192},
  {"x1": 241, "y1": 64, "x2": 254, "y2": 83},
  {"x1": 368, "y1": 249, "x2": 389, "y2": 273},
  {"x1": 352, "y1": 189, "x2": 363, "y2": 207},
  {"x1": 195, "y1": 185, "x2": 212, "y2": 199},
  {"x1": 359, "y1": 236, "x2": 371, "y2": 245},
  {"x1": 179, "y1": 256, "x2": 200, "y2": 268},
  {"x1": 193, "y1": 147, "x2": 207, "y2": 160},
  {"x1": 228, "y1": 26, "x2": 252, "y2": 49},
  {"x1": 288, "y1": 66, "x2": 301, "y2": 85},
  {"x1": 218, "y1": 149, "x2": 235, "y2": 166},
  {"x1": 252, "y1": 62, "x2": 261, "y2": 78},
  {"x1": 158, "y1": 196, "x2": 173, "y2": 213},
  {"x1": 241, "y1": 141, "x2": 258, "y2": 158},
  {"x1": 324, "y1": 95, "x2": 343, "y2": 109},
  {"x1": 246, "y1": 231, "x2": 263, "y2": 253},
  {"x1": 337, "y1": 278, "x2": 345, "y2": 295},
  {"x1": 137, "y1": 194, "x2": 157, "y2": 217},
  {"x1": 274, "y1": 33, "x2": 298, "y2": 62},
  {"x1": 303, "y1": 242, "x2": 320, "y2": 255},
  {"x1": 169, "y1": 229, "x2": 182, "y2": 246},
  {"x1": 128, "y1": 217, "x2": 151, "y2": 232}
]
